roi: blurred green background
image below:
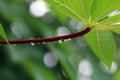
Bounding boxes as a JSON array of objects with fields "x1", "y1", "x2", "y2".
[{"x1": 0, "y1": 0, "x2": 120, "y2": 80}]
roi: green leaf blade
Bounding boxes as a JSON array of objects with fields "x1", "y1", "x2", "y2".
[
  {"x1": 0, "y1": 23, "x2": 8, "y2": 43},
  {"x1": 22, "y1": 60, "x2": 58, "y2": 80},
  {"x1": 45, "y1": 0, "x2": 83, "y2": 21},
  {"x1": 48, "y1": 45, "x2": 77, "y2": 80},
  {"x1": 85, "y1": 30, "x2": 117, "y2": 67},
  {"x1": 98, "y1": 14, "x2": 120, "y2": 25},
  {"x1": 108, "y1": 27, "x2": 120, "y2": 35},
  {"x1": 45, "y1": 0, "x2": 94, "y2": 24},
  {"x1": 91, "y1": 0, "x2": 120, "y2": 22},
  {"x1": 46, "y1": 0, "x2": 120, "y2": 25}
]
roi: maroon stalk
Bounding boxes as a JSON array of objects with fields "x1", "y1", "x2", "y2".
[{"x1": 0, "y1": 27, "x2": 91, "y2": 44}]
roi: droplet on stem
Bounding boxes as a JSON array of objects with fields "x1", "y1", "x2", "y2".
[
  {"x1": 64, "y1": 38, "x2": 71, "y2": 42},
  {"x1": 14, "y1": 44, "x2": 17, "y2": 46},
  {"x1": 29, "y1": 38, "x2": 35, "y2": 45},
  {"x1": 38, "y1": 43, "x2": 41, "y2": 44},
  {"x1": 42, "y1": 42, "x2": 46, "y2": 44},
  {"x1": 58, "y1": 40, "x2": 64, "y2": 44},
  {"x1": 31, "y1": 42, "x2": 35, "y2": 45}
]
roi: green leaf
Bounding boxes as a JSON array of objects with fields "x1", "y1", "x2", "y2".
[
  {"x1": 108, "y1": 27, "x2": 120, "y2": 34},
  {"x1": 96, "y1": 10, "x2": 120, "y2": 25},
  {"x1": 98, "y1": 14, "x2": 120, "y2": 25},
  {"x1": 85, "y1": 30, "x2": 116, "y2": 67},
  {"x1": 0, "y1": 23, "x2": 8, "y2": 43},
  {"x1": 45, "y1": 0, "x2": 94, "y2": 24},
  {"x1": 91, "y1": 0, "x2": 120, "y2": 22},
  {"x1": 45, "y1": 0, "x2": 120, "y2": 25},
  {"x1": 45, "y1": 0, "x2": 83, "y2": 21}
]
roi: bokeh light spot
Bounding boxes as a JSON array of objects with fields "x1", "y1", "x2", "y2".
[
  {"x1": 43, "y1": 52, "x2": 58, "y2": 68},
  {"x1": 29, "y1": 0, "x2": 49, "y2": 17}
]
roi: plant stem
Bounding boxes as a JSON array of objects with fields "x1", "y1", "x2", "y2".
[{"x1": 0, "y1": 27, "x2": 91, "y2": 44}]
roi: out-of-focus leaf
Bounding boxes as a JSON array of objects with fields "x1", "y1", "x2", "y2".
[
  {"x1": 22, "y1": 60, "x2": 58, "y2": 80},
  {"x1": 114, "y1": 69, "x2": 120, "y2": 80},
  {"x1": 48, "y1": 45, "x2": 77, "y2": 80},
  {"x1": 0, "y1": 23, "x2": 8, "y2": 43},
  {"x1": 85, "y1": 30, "x2": 116, "y2": 67}
]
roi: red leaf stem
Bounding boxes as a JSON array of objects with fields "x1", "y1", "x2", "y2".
[{"x1": 0, "y1": 27, "x2": 91, "y2": 44}]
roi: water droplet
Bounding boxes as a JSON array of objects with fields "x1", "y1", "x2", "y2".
[
  {"x1": 14, "y1": 44, "x2": 17, "y2": 46},
  {"x1": 29, "y1": 38, "x2": 35, "y2": 45},
  {"x1": 58, "y1": 40, "x2": 64, "y2": 44},
  {"x1": 99, "y1": 61, "x2": 118, "y2": 74},
  {"x1": 29, "y1": 37, "x2": 35, "y2": 40},
  {"x1": 64, "y1": 38, "x2": 71, "y2": 42},
  {"x1": 42, "y1": 42, "x2": 46, "y2": 44},
  {"x1": 31, "y1": 42, "x2": 35, "y2": 45},
  {"x1": 38, "y1": 43, "x2": 41, "y2": 44}
]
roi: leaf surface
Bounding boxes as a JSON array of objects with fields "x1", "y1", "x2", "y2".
[
  {"x1": 85, "y1": 30, "x2": 116, "y2": 67},
  {"x1": 91, "y1": 0, "x2": 120, "y2": 22},
  {"x1": 98, "y1": 14, "x2": 120, "y2": 25},
  {"x1": 45, "y1": 0, "x2": 94, "y2": 24}
]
